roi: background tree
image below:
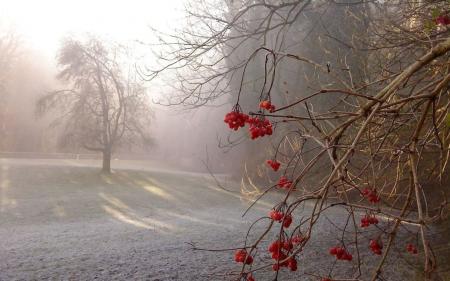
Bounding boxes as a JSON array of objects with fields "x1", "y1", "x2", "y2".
[
  {"x1": 0, "y1": 27, "x2": 19, "y2": 90},
  {"x1": 38, "y1": 37, "x2": 152, "y2": 173},
  {"x1": 0, "y1": 27, "x2": 20, "y2": 148}
]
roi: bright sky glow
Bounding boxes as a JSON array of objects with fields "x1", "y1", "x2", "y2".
[{"x1": 1, "y1": 0, "x2": 185, "y2": 58}]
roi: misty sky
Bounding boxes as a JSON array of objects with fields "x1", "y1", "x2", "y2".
[
  {"x1": 0, "y1": 0, "x2": 234, "y2": 171},
  {"x1": 1, "y1": 0, "x2": 185, "y2": 58}
]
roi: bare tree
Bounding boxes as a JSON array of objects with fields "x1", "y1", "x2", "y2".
[
  {"x1": 144, "y1": 0, "x2": 450, "y2": 280},
  {"x1": 0, "y1": 27, "x2": 20, "y2": 149},
  {"x1": 0, "y1": 28, "x2": 19, "y2": 90},
  {"x1": 38, "y1": 37, "x2": 152, "y2": 173}
]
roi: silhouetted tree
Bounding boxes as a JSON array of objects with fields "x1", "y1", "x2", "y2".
[{"x1": 38, "y1": 37, "x2": 152, "y2": 173}]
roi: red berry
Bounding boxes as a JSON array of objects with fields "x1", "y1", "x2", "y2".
[
  {"x1": 370, "y1": 239, "x2": 383, "y2": 255},
  {"x1": 282, "y1": 241, "x2": 293, "y2": 251},
  {"x1": 360, "y1": 217, "x2": 369, "y2": 227},
  {"x1": 436, "y1": 15, "x2": 450, "y2": 25},
  {"x1": 329, "y1": 246, "x2": 352, "y2": 261},
  {"x1": 335, "y1": 247, "x2": 345, "y2": 258},
  {"x1": 369, "y1": 193, "x2": 380, "y2": 203},
  {"x1": 361, "y1": 214, "x2": 378, "y2": 227},
  {"x1": 259, "y1": 100, "x2": 271, "y2": 110},
  {"x1": 370, "y1": 216, "x2": 379, "y2": 224},
  {"x1": 370, "y1": 239, "x2": 382, "y2": 248},
  {"x1": 361, "y1": 188, "x2": 380, "y2": 203},
  {"x1": 259, "y1": 100, "x2": 276, "y2": 112},
  {"x1": 266, "y1": 159, "x2": 281, "y2": 171},
  {"x1": 271, "y1": 252, "x2": 280, "y2": 260},
  {"x1": 269, "y1": 210, "x2": 276, "y2": 220},
  {"x1": 271, "y1": 251, "x2": 286, "y2": 261},
  {"x1": 234, "y1": 249, "x2": 247, "y2": 263},
  {"x1": 269, "y1": 210, "x2": 284, "y2": 221},
  {"x1": 234, "y1": 249, "x2": 253, "y2": 264},
  {"x1": 406, "y1": 243, "x2": 418, "y2": 254},
  {"x1": 247, "y1": 274, "x2": 255, "y2": 281},
  {"x1": 268, "y1": 240, "x2": 281, "y2": 253},
  {"x1": 329, "y1": 247, "x2": 338, "y2": 255},
  {"x1": 343, "y1": 252, "x2": 353, "y2": 261},
  {"x1": 282, "y1": 214, "x2": 293, "y2": 228},
  {"x1": 277, "y1": 176, "x2": 293, "y2": 189},
  {"x1": 272, "y1": 264, "x2": 280, "y2": 271},
  {"x1": 287, "y1": 258, "x2": 297, "y2": 271}
]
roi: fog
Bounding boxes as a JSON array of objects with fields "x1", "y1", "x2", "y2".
[
  {"x1": 1, "y1": 1, "x2": 450, "y2": 280},
  {"x1": 0, "y1": 0, "x2": 245, "y2": 175},
  {"x1": 0, "y1": 0, "x2": 376, "y2": 176}
]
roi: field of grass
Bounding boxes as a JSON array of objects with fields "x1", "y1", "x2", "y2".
[{"x1": 0, "y1": 158, "x2": 429, "y2": 280}]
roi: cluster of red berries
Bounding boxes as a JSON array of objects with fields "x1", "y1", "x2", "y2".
[
  {"x1": 269, "y1": 209, "x2": 284, "y2": 221},
  {"x1": 234, "y1": 249, "x2": 253, "y2": 264},
  {"x1": 362, "y1": 188, "x2": 380, "y2": 203},
  {"x1": 277, "y1": 176, "x2": 292, "y2": 189},
  {"x1": 246, "y1": 274, "x2": 255, "y2": 281},
  {"x1": 224, "y1": 111, "x2": 249, "y2": 130},
  {"x1": 224, "y1": 106, "x2": 274, "y2": 140},
  {"x1": 247, "y1": 117, "x2": 273, "y2": 139},
  {"x1": 406, "y1": 243, "x2": 418, "y2": 254},
  {"x1": 329, "y1": 246, "x2": 352, "y2": 261},
  {"x1": 269, "y1": 210, "x2": 292, "y2": 228},
  {"x1": 259, "y1": 100, "x2": 276, "y2": 112},
  {"x1": 272, "y1": 258, "x2": 297, "y2": 271},
  {"x1": 436, "y1": 15, "x2": 450, "y2": 25},
  {"x1": 266, "y1": 159, "x2": 280, "y2": 171},
  {"x1": 322, "y1": 278, "x2": 332, "y2": 281},
  {"x1": 369, "y1": 239, "x2": 383, "y2": 255},
  {"x1": 268, "y1": 240, "x2": 297, "y2": 271},
  {"x1": 360, "y1": 214, "x2": 379, "y2": 227}
]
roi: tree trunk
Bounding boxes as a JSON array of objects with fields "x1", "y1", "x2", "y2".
[{"x1": 102, "y1": 148, "x2": 112, "y2": 173}]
